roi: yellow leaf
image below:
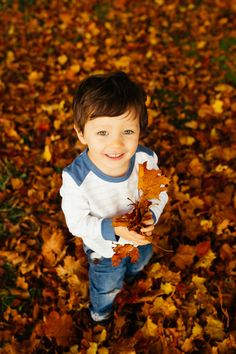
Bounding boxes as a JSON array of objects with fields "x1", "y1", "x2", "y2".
[
  {"x1": 179, "y1": 136, "x2": 195, "y2": 146},
  {"x1": 84, "y1": 57, "x2": 95, "y2": 71},
  {"x1": 214, "y1": 84, "x2": 233, "y2": 92},
  {"x1": 8, "y1": 127, "x2": 20, "y2": 141},
  {"x1": 6, "y1": 51, "x2": 15, "y2": 64},
  {"x1": 188, "y1": 157, "x2": 204, "y2": 176},
  {"x1": 217, "y1": 219, "x2": 229, "y2": 235},
  {"x1": 98, "y1": 348, "x2": 109, "y2": 354},
  {"x1": 141, "y1": 316, "x2": 158, "y2": 337},
  {"x1": 160, "y1": 282, "x2": 175, "y2": 295},
  {"x1": 87, "y1": 342, "x2": 98, "y2": 354},
  {"x1": 69, "y1": 64, "x2": 80, "y2": 73},
  {"x1": 197, "y1": 41, "x2": 206, "y2": 49},
  {"x1": 115, "y1": 56, "x2": 131, "y2": 69},
  {"x1": 16, "y1": 276, "x2": 29, "y2": 290},
  {"x1": 212, "y1": 99, "x2": 224, "y2": 113},
  {"x1": 195, "y1": 249, "x2": 216, "y2": 269},
  {"x1": 147, "y1": 109, "x2": 157, "y2": 126},
  {"x1": 200, "y1": 219, "x2": 213, "y2": 230},
  {"x1": 42, "y1": 144, "x2": 52, "y2": 162},
  {"x1": 28, "y1": 71, "x2": 42, "y2": 82},
  {"x1": 64, "y1": 345, "x2": 79, "y2": 354},
  {"x1": 192, "y1": 323, "x2": 203, "y2": 338},
  {"x1": 98, "y1": 328, "x2": 107, "y2": 344},
  {"x1": 58, "y1": 54, "x2": 68, "y2": 65},
  {"x1": 182, "y1": 338, "x2": 193, "y2": 352},
  {"x1": 146, "y1": 50, "x2": 153, "y2": 58},
  {"x1": 155, "y1": 0, "x2": 164, "y2": 5},
  {"x1": 205, "y1": 315, "x2": 225, "y2": 340},
  {"x1": 11, "y1": 177, "x2": 24, "y2": 190},
  {"x1": 145, "y1": 95, "x2": 151, "y2": 106},
  {"x1": 185, "y1": 121, "x2": 198, "y2": 129},
  {"x1": 8, "y1": 24, "x2": 15, "y2": 35},
  {"x1": 210, "y1": 128, "x2": 218, "y2": 138},
  {"x1": 54, "y1": 120, "x2": 62, "y2": 130},
  {"x1": 153, "y1": 297, "x2": 177, "y2": 317},
  {"x1": 192, "y1": 275, "x2": 207, "y2": 293},
  {"x1": 215, "y1": 164, "x2": 228, "y2": 172}
]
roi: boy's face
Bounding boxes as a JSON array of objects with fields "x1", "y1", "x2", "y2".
[{"x1": 75, "y1": 110, "x2": 140, "y2": 177}]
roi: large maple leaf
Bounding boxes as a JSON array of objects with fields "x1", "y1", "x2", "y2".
[
  {"x1": 138, "y1": 161, "x2": 170, "y2": 202},
  {"x1": 112, "y1": 162, "x2": 169, "y2": 265},
  {"x1": 43, "y1": 311, "x2": 74, "y2": 347}
]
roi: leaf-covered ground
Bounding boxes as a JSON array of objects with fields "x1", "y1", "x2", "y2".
[{"x1": 0, "y1": 0, "x2": 236, "y2": 353}]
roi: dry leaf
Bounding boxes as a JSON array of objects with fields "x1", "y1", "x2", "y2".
[{"x1": 43, "y1": 311, "x2": 74, "y2": 347}]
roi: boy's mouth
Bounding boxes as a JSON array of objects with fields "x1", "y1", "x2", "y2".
[{"x1": 105, "y1": 153, "x2": 124, "y2": 160}]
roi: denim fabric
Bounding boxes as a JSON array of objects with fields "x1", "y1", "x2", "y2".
[{"x1": 84, "y1": 244, "x2": 153, "y2": 321}]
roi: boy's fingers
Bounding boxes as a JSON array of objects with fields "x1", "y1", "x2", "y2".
[
  {"x1": 134, "y1": 239, "x2": 151, "y2": 246},
  {"x1": 142, "y1": 218, "x2": 154, "y2": 226},
  {"x1": 130, "y1": 231, "x2": 151, "y2": 245},
  {"x1": 140, "y1": 224, "x2": 154, "y2": 233}
]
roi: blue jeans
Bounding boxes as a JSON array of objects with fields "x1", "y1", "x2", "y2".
[{"x1": 84, "y1": 244, "x2": 153, "y2": 321}]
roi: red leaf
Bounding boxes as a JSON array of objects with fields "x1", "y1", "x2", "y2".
[{"x1": 196, "y1": 241, "x2": 211, "y2": 257}]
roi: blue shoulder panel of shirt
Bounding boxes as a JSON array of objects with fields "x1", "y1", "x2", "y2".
[
  {"x1": 64, "y1": 150, "x2": 90, "y2": 187},
  {"x1": 136, "y1": 144, "x2": 154, "y2": 156}
]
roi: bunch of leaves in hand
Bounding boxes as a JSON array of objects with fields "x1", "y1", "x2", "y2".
[{"x1": 112, "y1": 162, "x2": 169, "y2": 265}]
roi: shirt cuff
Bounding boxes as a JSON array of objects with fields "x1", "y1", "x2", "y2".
[
  {"x1": 101, "y1": 218, "x2": 117, "y2": 241},
  {"x1": 150, "y1": 209, "x2": 157, "y2": 224}
]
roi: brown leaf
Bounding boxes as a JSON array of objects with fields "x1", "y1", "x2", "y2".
[
  {"x1": 112, "y1": 199, "x2": 151, "y2": 232},
  {"x1": 172, "y1": 245, "x2": 196, "y2": 270},
  {"x1": 43, "y1": 311, "x2": 74, "y2": 347},
  {"x1": 112, "y1": 245, "x2": 140, "y2": 266},
  {"x1": 41, "y1": 228, "x2": 66, "y2": 267}
]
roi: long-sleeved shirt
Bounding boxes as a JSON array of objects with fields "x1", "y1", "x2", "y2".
[{"x1": 60, "y1": 144, "x2": 168, "y2": 258}]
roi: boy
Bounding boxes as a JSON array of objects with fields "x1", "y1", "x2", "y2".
[{"x1": 60, "y1": 71, "x2": 168, "y2": 323}]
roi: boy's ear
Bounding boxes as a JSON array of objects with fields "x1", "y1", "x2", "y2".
[{"x1": 74, "y1": 125, "x2": 87, "y2": 145}]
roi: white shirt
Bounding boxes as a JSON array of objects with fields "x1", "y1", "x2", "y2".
[{"x1": 60, "y1": 145, "x2": 168, "y2": 258}]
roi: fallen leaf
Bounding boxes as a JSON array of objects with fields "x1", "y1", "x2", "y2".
[{"x1": 43, "y1": 311, "x2": 74, "y2": 347}]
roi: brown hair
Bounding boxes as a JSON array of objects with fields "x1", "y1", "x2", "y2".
[{"x1": 73, "y1": 71, "x2": 148, "y2": 132}]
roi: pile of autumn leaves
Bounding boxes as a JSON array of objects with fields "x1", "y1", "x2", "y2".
[{"x1": 1, "y1": 1, "x2": 236, "y2": 352}]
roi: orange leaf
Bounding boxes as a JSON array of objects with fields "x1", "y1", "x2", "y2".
[
  {"x1": 43, "y1": 311, "x2": 74, "y2": 347},
  {"x1": 172, "y1": 245, "x2": 196, "y2": 270},
  {"x1": 41, "y1": 229, "x2": 66, "y2": 267},
  {"x1": 138, "y1": 161, "x2": 169, "y2": 200},
  {"x1": 112, "y1": 245, "x2": 140, "y2": 266}
]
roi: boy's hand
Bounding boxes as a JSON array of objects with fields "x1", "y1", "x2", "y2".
[
  {"x1": 113, "y1": 211, "x2": 155, "y2": 246},
  {"x1": 114, "y1": 226, "x2": 151, "y2": 245}
]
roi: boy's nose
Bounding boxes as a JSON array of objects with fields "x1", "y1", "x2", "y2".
[{"x1": 111, "y1": 134, "x2": 123, "y2": 147}]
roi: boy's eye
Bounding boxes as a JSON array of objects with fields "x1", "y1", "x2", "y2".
[
  {"x1": 97, "y1": 131, "x2": 108, "y2": 136},
  {"x1": 123, "y1": 129, "x2": 134, "y2": 135}
]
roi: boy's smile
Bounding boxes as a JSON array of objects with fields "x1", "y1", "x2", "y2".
[{"x1": 75, "y1": 111, "x2": 140, "y2": 177}]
